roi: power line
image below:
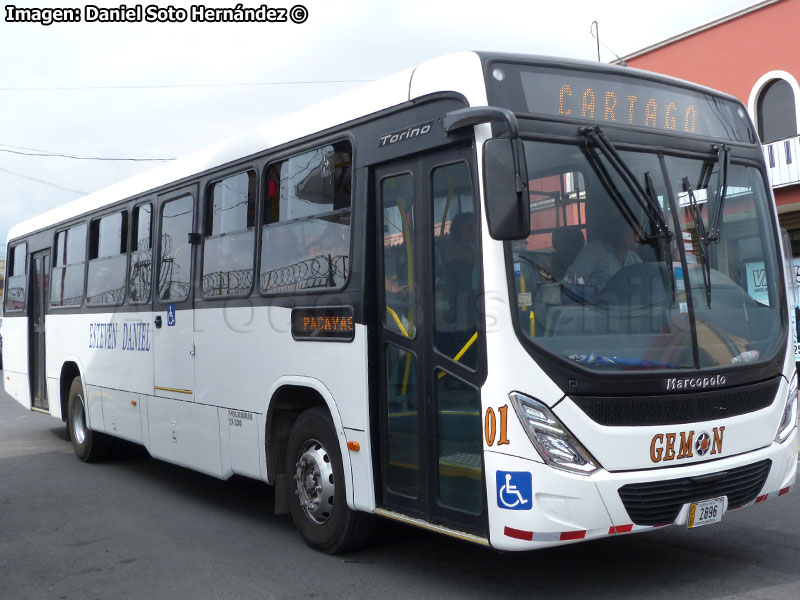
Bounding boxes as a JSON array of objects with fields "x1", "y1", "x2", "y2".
[
  {"x1": 0, "y1": 143, "x2": 175, "y2": 162},
  {"x1": 0, "y1": 79, "x2": 374, "y2": 92},
  {"x1": 0, "y1": 166, "x2": 87, "y2": 195}
]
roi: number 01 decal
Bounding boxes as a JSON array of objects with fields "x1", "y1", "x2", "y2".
[{"x1": 485, "y1": 406, "x2": 510, "y2": 446}]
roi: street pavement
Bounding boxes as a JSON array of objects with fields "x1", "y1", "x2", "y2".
[{"x1": 1, "y1": 380, "x2": 799, "y2": 600}]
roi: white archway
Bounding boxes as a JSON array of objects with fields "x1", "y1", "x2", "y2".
[{"x1": 748, "y1": 70, "x2": 800, "y2": 141}]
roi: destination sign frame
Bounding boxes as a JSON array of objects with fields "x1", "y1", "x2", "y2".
[
  {"x1": 291, "y1": 306, "x2": 356, "y2": 342},
  {"x1": 486, "y1": 63, "x2": 756, "y2": 144}
]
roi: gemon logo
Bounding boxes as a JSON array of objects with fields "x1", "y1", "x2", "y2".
[{"x1": 665, "y1": 374, "x2": 726, "y2": 390}]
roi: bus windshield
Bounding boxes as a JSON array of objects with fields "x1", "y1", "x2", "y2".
[{"x1": 511, "y1": 139, "x2": 784, "y2": 371}]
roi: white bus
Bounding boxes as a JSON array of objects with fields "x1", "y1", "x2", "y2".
[{"x1": 4, "y1": 52, "x2": 797, "y2": 553}]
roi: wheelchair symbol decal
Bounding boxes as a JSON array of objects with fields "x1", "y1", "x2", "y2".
[
  {"x1": 496, "y1": 471, "x2": 532, "y2": 510},
  {"x1": 167, "y1": 304, "x2": 176, "y2": 327}
]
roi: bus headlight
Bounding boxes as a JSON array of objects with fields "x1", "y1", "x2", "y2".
[
  {"x1": 510, "y1": 392, "x2": 600, "y2": 475},
  {"x1": 775, "y1": 372, "x2": 798, "y2": 444}
]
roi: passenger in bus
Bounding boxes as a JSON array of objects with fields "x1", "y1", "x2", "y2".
[{"x1": 564, "y1": 218, "x2": 642, "y2": 291}]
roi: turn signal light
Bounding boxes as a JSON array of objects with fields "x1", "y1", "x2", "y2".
[{"x1": 347, "y1": 441, "x2": 360, "y2": 452}]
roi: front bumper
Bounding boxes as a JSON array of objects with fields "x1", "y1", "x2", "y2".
[{"x1": 485, "y1": 426, "x2": 797, "y2": 551}]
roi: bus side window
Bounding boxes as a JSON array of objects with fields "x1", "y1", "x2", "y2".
[
  {"x1": 51, "y1": 223, "x2": 87, "y2": 308},
  {"x1": 86, "y1": 210, "x2": 128, "y2": 306},
  {"x1": 259, "y1": 142, "x2": 352, "y2": 294},
  {"x1": 202, "y1": 171, "x2": 256, "y2": 298},
  {"x1": 129, "y1": 203, "x2": 153, "y2": 303},
  {"x1": 158, "y1": 196, "x2": 193, "y2": 302},
  {"x1": 4, "y1": 242, "x2": 28, "y2": 312}
]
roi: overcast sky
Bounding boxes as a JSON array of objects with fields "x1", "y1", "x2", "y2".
[{"x1": 0, "y1": 0, "x2": 764, "y2": 258}]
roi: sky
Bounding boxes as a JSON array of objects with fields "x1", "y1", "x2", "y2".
[{"x1": 0, "y1": 0, "x2": 766, "y2": 258}]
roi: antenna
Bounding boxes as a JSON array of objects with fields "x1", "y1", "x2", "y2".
[{"x1": 589, "y1": 20, "x2": 628, "y2": 66}]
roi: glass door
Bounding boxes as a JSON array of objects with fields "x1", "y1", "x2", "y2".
[
  {"x1": 375, "y1": 147, "x2": 487, "y2": 536},
  {"x1": 29, "y1": 250, "x2": 50, "y2": 410}
]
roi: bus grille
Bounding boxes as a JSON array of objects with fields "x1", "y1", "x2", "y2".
[
  {"x1": 572, "y1": 377, "x2": 780, "y2": 426},
  {"x1": 618, "y1": 459, "x2": 771, "y2": 526}
]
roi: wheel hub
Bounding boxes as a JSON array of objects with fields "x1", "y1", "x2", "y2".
[
  {"x1": 293, "y1": 439, "x2": 335, "y2": 524},
  {"x1": 73, "y1": 394, "x2": 87, "y2": 445}
]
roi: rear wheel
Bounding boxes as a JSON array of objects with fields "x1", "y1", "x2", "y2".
[
  {"x1": 67, "y1": 376, "x2": 111, "y2": 462},
  {"x1": 286, "y1": 407, "x2": 373, "y2": 553}
]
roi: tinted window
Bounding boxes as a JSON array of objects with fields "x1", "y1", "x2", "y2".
[
  {"x1": 381, "y1": 173, "x2": 415, "y2": 338},
  {"x1": 51, "y1": 223, "x2": 86, "y2": 307},
  {"x1": 129, "y1": 203, "x2": 153, "y2": 303},
  {"x1": 158, "y1": 195, "x2": 193, "y2": 302},
  {"x1": 432, "y1": 163, "x2": 479, "y2": 369},
  {"x1": 202, "y1": 171, "x2": 256, "y2": 298},
  {"x1": 87, "y1": 211, "x2": 128, "y2": 306},
  {"x1": 259, "y1": 142, "x2": 351, "y2": 294},
  {"x1": 5, "y1": 242, "x2": 27, "y2": 312}
]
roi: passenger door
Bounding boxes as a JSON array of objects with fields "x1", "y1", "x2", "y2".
[
  {"x1": 375, "y1": 147, "x2": 487, "y2": 536},
  {"x1": 152, "y1": 187, "x2": 197, "y2": 399},
  {"x1": 28, "y1": 250, "x2": 50, "y2": 410}
]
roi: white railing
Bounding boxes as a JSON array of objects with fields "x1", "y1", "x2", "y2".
[{"x1": 763, "y1": 135, "x2": 800, "y2": 188}]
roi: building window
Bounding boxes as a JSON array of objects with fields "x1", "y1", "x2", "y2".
[
  {"x1": 259, "y1": 141, "x2": 352, "y2": 294},
  {"x1": 757, "y1": 79, "x2": 797, "y2": 143},
  {"x1": 202, "y1": 170, "x2": 256, "y2": 298},
  {"x1": 86, "y1": 211, "x2": 128, "y2": 305},
  {"x1": 51, "y1": 223, "x2": 87, "y2": 307},
  {"x1": 5, "y1": 242, "x2": 28, "y2": 312}
]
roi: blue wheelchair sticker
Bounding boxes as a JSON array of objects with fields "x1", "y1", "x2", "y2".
[
  {"x1": 496, "y1": 471, "x2": 532, "y2": 510},
  {"x1": 167, "y1": 304, "x2": 176, "y2": 327}
]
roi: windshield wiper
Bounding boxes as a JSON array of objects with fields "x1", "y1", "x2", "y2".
[
  {"x1": 580, "y1": 126, "x2": 672, "y2": 242},
  {"x1": 580, "y1": 126, "x2": 675, "y2": 302},
  {"x1": 707, "y1": 144, "x2": 730, "y2": 243},
  {"x1": 682, "y1": 177, "x2": 713, "y2": 308}
]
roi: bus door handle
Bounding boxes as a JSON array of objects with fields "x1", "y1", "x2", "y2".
[{"x1": 154, "y1": 315, "x2": 163, "y2": 329}]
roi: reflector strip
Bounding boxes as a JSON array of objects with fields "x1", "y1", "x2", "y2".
[
  {"x1": 779, "y1": 486, "x2": 791, "y2": 496},
  {"x1": 559, "y1": 530, "x2": 586, "y2": 541},
  {"x1": 610, "y1": 524, "x2": 634, "y2": 534},
  {"x1": 756, "y1": 494, "x2": 768, "y2": 503},
  {"x1": 504, "y1": 526, "x2": 533, "y2": 541}
]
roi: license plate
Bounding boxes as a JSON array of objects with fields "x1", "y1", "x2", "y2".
[{"x1": 688, "y1": 496, "x2": 725, "y2": 529}]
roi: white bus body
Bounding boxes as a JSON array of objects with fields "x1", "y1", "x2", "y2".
[{"x1": 4, "y1": 52, "x2": 797, "y2": 553}]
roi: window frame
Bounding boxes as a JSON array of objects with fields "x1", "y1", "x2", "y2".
[
  {"x1": 50, "y1": 221, "x2": 88, "y2": 309},
  {"x1": 200, "y1": 167, "x2": 258, "y2": 300},
  {"x1": 258, "y1": 139, "x2": 354, "y2": 298},
  {"x1": 156, "y1": 192, "x2": 195, "y2": 305},
  {"x1": 86, "y1": 209, "x2": 129, "y2": 307},
  {"x1": 128, "y1": 200, "x2": 154, "y2": 305},
  {"x1": 4, "y1": 241, "x2": 29, "y2": 313}
]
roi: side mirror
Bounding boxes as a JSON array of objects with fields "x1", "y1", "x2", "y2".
[{"x1": 483, "y1": 138, "x2": 530, "y2": 240}]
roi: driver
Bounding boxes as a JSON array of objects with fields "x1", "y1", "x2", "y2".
[{"x1": 564, "y1": 217, "x2": 642, "y2": 291}]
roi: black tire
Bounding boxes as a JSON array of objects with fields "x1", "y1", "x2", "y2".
[
  {"x1": 286, "y1": 407, "x2": 374, "y2": 553},
  {"x1": 67, "y1": 376, "x2": 111, "y2": 462}
]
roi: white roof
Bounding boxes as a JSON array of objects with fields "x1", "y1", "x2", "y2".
[{"x1": 8, "y1": 52, "x2": 488, "y2": 243}]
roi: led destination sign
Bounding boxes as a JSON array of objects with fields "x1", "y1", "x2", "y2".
[
  {"x1": 489, "y1": 64, "x2": 755, "y2": 143},
  {"x1": 291, "y1": 306, "x2": 355, "y2": 341}
]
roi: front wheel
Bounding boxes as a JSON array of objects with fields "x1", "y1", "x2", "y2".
[
  {"x1": 67, "y1": 376, "x2": 111, "y2": 462},
  {"x1": 286, "y1": 407, "x2": 373, "y2": 553}
]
